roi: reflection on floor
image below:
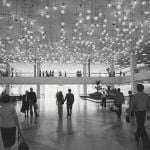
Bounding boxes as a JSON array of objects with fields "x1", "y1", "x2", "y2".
[{"x1": 0, "y1": 96, "x2": 150, "y2": 150}]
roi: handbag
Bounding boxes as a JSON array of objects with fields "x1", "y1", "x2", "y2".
[{"x1": 18, "y1": 130, "x2": 29, "y2": 150}]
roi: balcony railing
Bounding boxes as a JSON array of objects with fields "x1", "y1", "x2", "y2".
[{"x1": 0, "y1": 72, "x2": 128, "y2": 78}]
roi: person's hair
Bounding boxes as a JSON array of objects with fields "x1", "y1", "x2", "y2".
[
  {"x1": 68, "y1": 89, "x2": 71, "y2": 93},
  {"x1": 1, "y1": 94, "x2": 10, "y2": 103},
  {"x1": 30, "y1": 88, "x2": 33, "y2": 91},
  {"x1": 59, "y1": 91, "x2": 62, "y2": 95},
  {"x1": 137, "y1": 84, "x2": 144, "y2": 92},
  {"x1": 117, "y1": 88, "x2": 120, "y2": 92},
  {"x1": 128, "y1": 90, "x2": 132, "y2": 95}
]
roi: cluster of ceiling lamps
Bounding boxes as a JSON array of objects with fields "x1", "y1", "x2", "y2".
[{"x1": 0, "y1": 0, "x2": 150, "y2": 67}]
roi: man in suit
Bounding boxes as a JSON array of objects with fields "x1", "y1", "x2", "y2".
[
  {"x1": 65, "y1": 89, "x2": 74, "y2": 118},
  {"x1": 28, "y1": 88, "x2": 38, "y2": 117}
]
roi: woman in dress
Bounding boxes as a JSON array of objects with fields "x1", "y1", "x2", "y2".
[
  {"x1": 0, "y1": 94, "x2": 20, "y2": 150},
  {"x1": 21, "y1": 91, "x2": 29, "y2": 118},
  {"x1": 56, "y1": 91, "x2": 64, "y2": 119}
]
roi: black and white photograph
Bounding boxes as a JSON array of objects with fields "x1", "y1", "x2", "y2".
[{"x1": 0, "y1": 0, "x2": 150, "y2": 149}]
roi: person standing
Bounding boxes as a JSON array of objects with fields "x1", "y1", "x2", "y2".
[
  {"x1": 0, "y1": 94, "x2": 21, "y2": 150},
  {"x1": 28, "y1": 88, "x2": 38, "y2": 117},
  {"x1": 65, "y1": 89, "x2": 74, "y2": 118},
  {"x1": 128, "y1": 90, "x2": 134, "y2": 116},
  {"x1": 21, "y1": 91, "x2": 29, "y2": 118},
  {"x1": 114, "y1": 88, "x2": 125, "y2": 118},
  {"x1": 101, "y1": 91, "x2": 107, "y2": 111},
  {"x1": 56, "y1": 91, "x2": 64, "y2": 119},
  {"x1": 129, "y1": 84, "x2": 150, "y2": 149}
]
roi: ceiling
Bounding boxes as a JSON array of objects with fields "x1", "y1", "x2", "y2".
[{"x1": 0, "y1": 0, "x2": 150, "y2": 68}]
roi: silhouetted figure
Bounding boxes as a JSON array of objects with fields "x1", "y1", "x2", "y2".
[
  {"x1": 101, "y1": 91, "x2": 106, "y2": 111},
  {"x1": 0, "y1": 94, "x2": 21, "y2": 150},
  {"x1": 129, "y1": 84, "x2": 150, "y2": 149},
  {"x1": 42, "y1": 71, "x2": 45, "y2": 77},
  {"x1": 56, "y1": 91, "x2": 64, "y2": 119},
  {"x1": 114, "y1": 88, "x2": 124, "y2": 118},
  {"x1": 39, "y1": 70, "x2": 41, "y2": 77},
  {"x1": 59, "y1": 71, "x2": 62, "y2": 76},
  {"x1": 120, "y1": 71, "x2": 122, "y2": 76},
  {"x1": 65, "y1": 89, "x2": 74, "y2": 119},
  {"x1": 28, "y1": 88, "x2": 38, "y2": 117},
  {"x1": 65, "y1": 72, "x2": 67, "y2": 77},
  {"x1": 21, "y1": 91, "x2": 29, "y2": 118},
  {"x1": 128, "y1": 90, "x2": 134, "y2": 116},
  {"x1": 46, "y1": 70, "x2": 48, "y2": 77}
]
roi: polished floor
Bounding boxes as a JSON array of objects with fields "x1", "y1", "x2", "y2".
[{"x1": 0, "y1": 94, "x2": 150, "y2": 150}]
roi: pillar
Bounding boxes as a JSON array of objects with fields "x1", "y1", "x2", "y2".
[
  {"x1": 83, "y1": 63, "x2": 87, "y2": 96},
  {"x1": 130, "y1": 52, "x2": 137, "y2": 94},
  {"x1": 83, "y1": 63, "x2": 87, "y2": 77},
  {"x1": 36, "y1": 84, "x2": 40, "y2": 99},
  {"x1": 110, "y1": 59, "x2": 114, "y2": 74},
  {"x1": 34, "y1": 59, "x2": 36, "y2": 77},
  {"x1": 6, "y1": 84, "x2": 10, "y2": 94},
  {"x1": 88, "y1": 59, "x2": 90, "y2": 77},
  {"x1": 37, "y1": 63, "x2": 41, "y2": 77},
  {"x1": 110, "y1": 59, "x2": 115, "y2": 89}
]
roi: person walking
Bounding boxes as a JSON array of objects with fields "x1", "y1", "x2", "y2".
[
  {"x1": 114, "y1": 88, "x2": 125, "y2": 118},
  {"x1": 65, "y1": 89, "x2": 74, "y2": 119},
  {"x1": 128, "y1": 90, "x2": 134, "y2": 116},
  {"x1": 28, "y1": 88, "x2": 39, "y2": 117},
  {"x1": 56, "y1": 91, "x2": 64, "y2": 119},
  {"x1": 0, "y1": 94, "x2": 21, "y2": 150},
  {"x1": 129, "y1": 84, "x2": 150, "y2": 149},
  {"x1": 101, "y1": 91, "x2": 107, "y2": 111},
  {"x1": 21, "y1": 91, "x2": 29, "y2": 118}
]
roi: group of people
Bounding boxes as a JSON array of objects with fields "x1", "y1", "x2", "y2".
[
  {"x1": 56, "y1": 89, "x2": 74, "y2": 119},
  {"x1": 39, "y1": 70, "x2": 67, "y2": 77},
  {"x1": 102, "y1": 84, "x2": 150, "y2": 149},
  {"x1": 110, "y1": 84, "x2": 150, "y2": 149},
  {"x1": 21, "y1": 88, "x2": 39, "y2": 118},
  {"x1": 0, "y1": 84, "x2": 150, "y2": 150}
]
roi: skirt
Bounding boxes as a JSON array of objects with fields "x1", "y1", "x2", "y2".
[{"x1": 1, "y1": 127, "x2": 16, "y2": 147}]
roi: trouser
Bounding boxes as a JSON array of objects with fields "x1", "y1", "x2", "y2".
[
  {"x1": 67, "y1": 104, "x2": 72, "y2": 117},
  {"x1": 115, "y1": 104, "x2": 122, "y2": 118},
  {"x1": 135, "y1": 111, "x2": 149, "y2": 145},
  {"x1": 30, "y1": 102, "x2": 38, "y2": 117}
]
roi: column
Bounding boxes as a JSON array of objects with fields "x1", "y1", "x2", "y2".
[
  {"x1": 110, "y1": 59, "x2": 115, "y2": 89},
  {"x1": 37, "y1": 62, "x2": 41, "y2": 77},
  {"x1": 83, "y1": 63, "x2": 87, "y2": 96},
  {"x1": 88, "y1": 59, "x2": 90, "y2": 77},
  {"x1": 34, "y1": 59, "x2": 36, "y2": 77},
  {"x1": 36, "y1": 84, "x2": 40, "y2": 99},
  {"x1": 110, "y1": 59, "x2": 114, "y2": 76},
  {"x1": 6, "y1": 84, "x2": 10, "y2": 94},
  {"x1": 130, "y1": 52, "x2": 137, "y2": 94}
]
